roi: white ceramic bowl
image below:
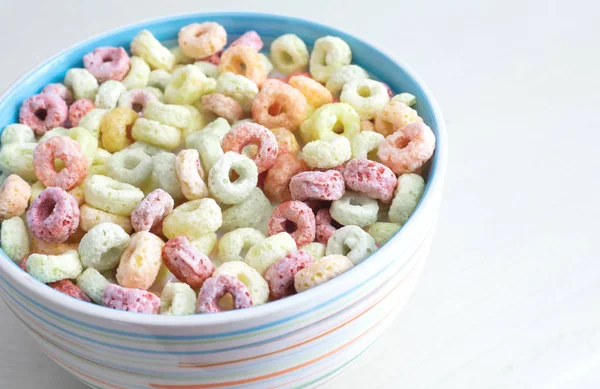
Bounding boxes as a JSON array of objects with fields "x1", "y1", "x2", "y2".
[{"x1": 0, "y1": 12, "x2": 447, "y2": 389}]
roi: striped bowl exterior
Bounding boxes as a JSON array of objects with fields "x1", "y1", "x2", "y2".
[{"x1": 0, "y1": 13, "x2": 447, "y2": 389}]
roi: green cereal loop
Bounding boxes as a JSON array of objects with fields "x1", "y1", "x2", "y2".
[
  {"x1": 93, "y1": 148, "x2": 112, "y2": 165},
  {"x1": 163, "y1": 198, "x2": 222, "y2": 239},
  {"x1": 340, "y1": 79, "x2": 390, "y2": 120},
  {"x1": 181, "y1": 105, "x2": 207, "y2": 138},
  {"x1": 95, "y1": 80, "x2": 126, "y2": 109},
  {"x1": 214, "y1": 261, "x2": 269, "y2": 305},
  {"x1": 193, "y1": 61, "x2": 220, "y2": 79},
  {"x1": 144, "y1": 87, "x2": 164, "y2": 101},
  {"x1": 299, "y1": 242, "x2": 326, "y2": 261},
  {"x1": 67, "y1": 127, "x2": 98, "y2": 168},
  {"x1": 122, "y1": 56, "x2": 151, "y2": 90},
  {"x1": 83, "y1": 175, "x2": 144, "y2": 216},
  {"x1": 131, "y1": 29, "x2": 176, "y2": 71},
  {"x1": 270, "y1": 34, "x2": 310, "y2": 75},
  {"x1": 146, "y1": 152, "x2": 183, "y2": 200},
  {"x1": 218, "y1": 228, "x2": 266, "y2": 262},
  {"x1": 244, "y1": 232, "x2": 297, "y2": 275},
  {"x1": 330, "y1": 191, "x2": 379, "y2": 227},
  {"x1": 106, "y1": 148, "x2": 153, "y2": 191},
  {"x1": 326, "y1": 65, "x2": 369, "y2": 98},
  {"x1": 1, "y1": 124, "x2": 35, "y2": 145},
  {"x1": 171, "y1": 47, "x2": 195, "y2": 65},
  {"x1": 79, "y1": 109, "x2": 108, "y2": 139},
  {"x1": 148, "y1": 70, "x2": 172, "y2": 91},
  {"x1": 1, "y1": 216, "x2": 30, "y2": 263},
  {"x1": 144, "y1": 100, "x2": 192, "y2": 129},
  {"x1": 126, "y1": 141, "x2": 167, "y2": 156},
  {"x1": 202, "y1": 77, "x2": 217, "y2": 95},
  {"x1": 388, "y1": 173, "x2": 425, "y2": 225},
  {"x1": 39, "y1": 126, "x2": 68, "y2": 142},
  {"x1": 164, "y1": 65, "x2": 207, "y2": 105},
  {"x1": 160, "y1": 283, "x2": 197, "y2": 315},
  {"x1": 309, "y1": 36, "x2": 352, "y2": 83},
  {"x1": 311, "y1": 103, "x2": 360, "y2": 141},
  {"x1": 0, "y1": 142, "x2": 37, "y2": 181},
  {"x1": 215, "y1": 72, "x2": 258, "y2": 112},
  {"x1": 367, "y1": 222, "x2": 401, "y2": 246},
  {"x1": 301, "y1": 136, "x2": 352, "y2": 169},
  {"x1": 208, "y1": 152, "x2": 258, "y2": 205},
  {"x1": 200, "y1": 118, "x2": 231, "y2": 140},
  {"x1": 78, "y1": 222, "x2": 130, "y2": 271},
  {"x1": 326, "y1": 225, "x2": 377, "y2": 265},
  {"x1": 26, "y1": 250, "x2": 83, "y2": 283},
  {"x1": 190, "y1": 232, "x2": 218, "y2": 256},
  {"x1": 187, "y1": 133, "x2": 222, "y2": 172},
  {"x1": 351, "y1": 131, "x2": 385, "y2": 160},
  {"x1": 64, "y1": 68, "x2": 98, "y2": 100},
  {"x1": 221, "y1": 187, "x2": 272, "y2": 233},
  {"x1": 259, "y1": 53, "x2": 274, "y2": 75},
  {"x1": 131, "y1": 118, "x2": 181, "y2": 150},
  {"x1": 392, "y1": 93, "x2": 417, "y2": 107},
  {"x1": 76, "y1": 268, "x2": 110, "y2": 304}
]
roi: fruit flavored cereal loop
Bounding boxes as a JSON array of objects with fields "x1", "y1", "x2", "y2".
[
  {"x1": 221, "y1": 122, "x2": 278, "y2": 173},
  {"x1": 27, "y1": 187, "x2": 80, "y2": 243},
  {"x1": 162, "y1": 236, "x2": 215, "y2": 289},
  {"x1": 197, "y1": 274, "x2": 252, "y2": 313},
  {"x1": 377, "y1": 121, "x2": 436, "y2": 175},
  {"x1": 251, "y1": 79, "x2": 307, "y2": 131},
  {"x1": 267, "y1": 201, "x2": 316, "y2": 247},
  {"x1": 19, "y1": 93, "x2": 68, "y2": 135},
  {"x1": 264, "y1": 250, "x2": 314, "y2": 300}
]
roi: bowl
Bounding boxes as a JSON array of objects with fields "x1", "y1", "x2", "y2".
[{"x1": 0, "y1": 12, "x2": 447, "y2": 389}]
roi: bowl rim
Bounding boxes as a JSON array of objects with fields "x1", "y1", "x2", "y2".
[{"x1": 0, "y1": 11, "x2": 447, "y2": 327}]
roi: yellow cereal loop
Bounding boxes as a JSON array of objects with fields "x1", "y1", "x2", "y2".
[
  {"x1": 1, "y1": 124, "x2": 35, "y2": 145},
  {"x1": 122, "y1": 56, "x2": 151, "y2": 90},
  {"x1": 1, "y1": 216, "x2": 30, "y2": 263},
  {"x1": 100, "y1": 106, "x2": 137, "y2": 152},
  {"x1": 388, "y1": 173, "x2": 425, "y2": 225},
  {"x1": 64, "y1": 68, "x2": 99, "y2": 100},
  {"x1": 164, "y1": 65, "x2": 208, "y2": 105},
  {"x1": 79, "y1": 204, "x2": 133, "y2": 233},
  {"x1": 301, "y1": 136, "x2": 352, "y2": 169},
  {"x1": 162, "y1": 198, "x2": 222, "y2": 239},
  {"x1": 367, "y1": 222, "x2": 401, "y2": 246},
  {"x1": 131, "y1": 118, "x2": 181, "y2": 150},
  {"x1": 326, "y1": 65, "x2": 369, "y2": 98},
  {"x1": 171, "y1": 47, "x2": 195, "y2": 65},
  {"x1": 309, "y1": 103, "x2": 360, "y2": 141},
  {"x1": 214, "y1": 261, "x2": 269, "y2": 305},
  {"x1": 309, "y1": 36, "x2": 352, "y2": 83},
  {"x1": 181, "y1": 105, "x2": 207, "y2": 138},
  {"x1": 26, "y1": 250, "x2": 83, "y2": 284},
  {"x1": 160, "y1": 283, "x2": 197, "y2": 315},
  {"x1": 294, "y1": 254, "x2": 353, "y2": 292},
  {"x1": 299, "y1": 242, "x2": 326, "y2": 261},
  {"x1": 83, "y1": 175, "x2": 145, "y2": 216},
  {"x1": 341, "y1": 79, "x2": 390, "y2": 120},
  {"x1": 143, "y1": 100, "x2": 192, "y2": 129},
  {"x1": 79, "y1": 108, "x2": 108, "y2": 139},
  {"x1": 215, "y1": 72, "x2": 258, "y2": 112},
  {"x1": 218, "y1": 228, "x2": 266, "y2": 262},
  {"x1": 326, "y1": 225, "x2": 377, "y2": 265},
  {"x1": 189, "y1": 232, "x2": 218, "y2": 256},
  {"x1": 95, "y1": 80, "x2": 127, "y2": 109},
  {"x1": 116, "y1": 231, "x2": 164, "y2": 290},
  {"x1": 288, "y1": 75, "x2": 333, "y2": 108},
  {"x1": 131, "y1": 30, "x2": 176, "y2": 71},
  {"x1": 244, "y1": 232, "x2": 297, "y2": 275},
  {"x1": 221, "y1": 187, "x2": 272, "y2": 233},
  {"x1": 270, "y1": 34, "x2": 310, "y2": 75},
  {"x1": 0, "y1": 142, "x2": 37, "y2": 181},
  {"x1": 76, "y1": 268, "x2": 110, "y2": 304},
  {"x1": 351, "y1": 130, "x2": 385, "y2": 160}
]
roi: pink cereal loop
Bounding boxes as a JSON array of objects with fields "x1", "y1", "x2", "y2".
[
  {"x1": 130, "y1": 189, "x2": 174, "y2": 237},
  {"x1": 121, "y1": 89, "x2": 159, "y2": 116},
  {"x1": 162, "y1": 236, "x2": 215, "y2": 289},
  {"x1": 19, "y1": 93, "x2": 68, "y2": 135},
  {"x1": 221, "y1": 122, "x2": 278, "y2": 173},
  {"x1": 33, "y1": 136, "x2": 88, "y2": 191},
  {"x1": 229, "y1": 31, "x2": 263, "y2": 52},
  {"x1": 268, "y1": 200, "x2": 316, "y2": 246},
  {"x1": 289, "y1": 170, "x2": 345, "y2": 201},
  {"x1": 27, "y1": 187, "x2": 80, "y2": 243},
  {"x1": 251, "y1": 79, "x2": 307, "y2": 131},
  {"x1": 199, "y1": 51, "x2": 222, "y2": 65},
  {"x1": 377, "y1": 122, "x2": 436, "y2": 175},
  {"x1": 68, "y1": 99, "x2": 95, "y2": 127},
  {"x1": 343, "y1": 158, "x2": 398, "y2": 202},
  {"x1": 264, "y1": 250, "x2": 314, "y2": 300},
  {"x1": 48, "y1": 280, "x2": 92, "y2": 302},
  {"x1": 103, "y1": 284, "x2": 160, "y2": 314},
  {"x1": 315, "y1": 208, "x2": 338, "y2": 244},
  {"x1": 197, "y1": 274, "x2": 253, "y2": 313},
  {"x1": 41, "y1": 83, "x2": 74, "y2": 106},
  {"x1": 201, "y1": 93, "x2": 243, "y2": 124},
  {"x1": 83, "y1": 46, "x2": 130, "y2": 82}
]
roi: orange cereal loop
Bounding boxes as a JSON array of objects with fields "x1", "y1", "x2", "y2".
[
  {"x1": 374, "y1": 101, "x2": 422, "y2": 137},
  {"x1": 0, "y1": 175, "x2": 31, "y2": 219},
  {"x1": 221, "y1": 122, "x2": 278, "y2": 173},
  {"x1": 288, "y1": 75, "x2": 333, "y2": 108},
  {"x1": 270, "y1": 127, "x2": 300, "y2": 156},
  {"x1": 178, "y1": 22, "x2": 227, "y2": 59},
  {"x1": 251, "y1": 80, "x2": 307, "y2": 131},
  {"x1": 264, "y1": 153, "x2": 309, "y2": 203},
  {"x1": 30, "y1": 236, "x2": 79, "y2": 255},
  {"x1": 100, "y1": 106, "x2": 137, "y2": 152},
  {"x1": 219, "y1": 45, "x2": 267, "y2": 87},
  {"x1": 201, "y1": 93, "x2": 243, "y2": 124}
]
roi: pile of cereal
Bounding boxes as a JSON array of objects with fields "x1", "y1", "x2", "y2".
[{"x1": 0, "y1": 23, "x2": 435, "y2": 315}]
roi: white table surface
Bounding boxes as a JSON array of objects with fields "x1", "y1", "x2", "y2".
[{"x1": 1, "y1": 0, "x2": 599, "y2": 388}]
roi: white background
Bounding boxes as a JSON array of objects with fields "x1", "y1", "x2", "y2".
[{"x1": 1, "y1": 0, "x2": 599, "y2": 388}]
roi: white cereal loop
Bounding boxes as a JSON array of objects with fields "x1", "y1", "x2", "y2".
[
  {"x1": 95, "y1": 80, "x2": 127, "y2": 109},
  {"x1": 175, "y1": 149, "x2": 209, "y2": 200},
  {"x1": 326, "y1": 225, "x2": 377, "y2": 265},
  {"x1": 122, "y1": 56, "x2": 151, "y2": 90},
  {"x1": 78, "y1": 222, "x2": 131, "y2": 271},
  {"x1": 146, "y1": 152, "x2": 184, "y2": 202},
  {"x1": 1, "y1": 124, "x2": 35, "y2": 145},
  {"x1": 294, "y1": 254, "x2": 353, "y2": 293},
  {"x1": 64, "y1": 68, "x2": 99, "y2": 100},
  {"x1": 218, "y1": 228, "x2": 266, "y2": 262},
  {"x1": 326, "y1": 65, "x2": 369, "y2": 98},
  {"x1": 83, "y1": 175, "x2": 145, "y2": 216},
  {"x1": 330, "y1": 191, "x2": 379, "y2": 227},
  {"x1": 270, "y1": 34, "x2": 310, "y2": 75},
  {"x1": 388, "y1": 173, "x2": 425, "y2": 225},
  {"x1": 106, "y1": 148, "x2": 153, "y2": 188},
  {"x1": 208, "y1": 152, "x2": 258, "y2": 205},
  {"x1": 26, "y1": 250, "x2": 83, "y2": 284},
  {"x1": 340, "y1": 79, "x2": 390, "y2": 120},
  {"x1": 131, "y1": 29, "x2": 176, "y2": 71},
  {"x1": 309, "y1": 36, "x2": 352, "y2": 83},
  {"x1": 244, "y1": 232, "x2": 297, "y2": 275},
  {"x1": 1, "y1": 216, "x2": 30, "y2": 263},
  {"x1": 76, "y1": 268, "x2": 110, "y2": 304},
  {"x1": 160, "y1": 283, "x2": 197, "y2": 315},
  {"x1": 214, "y1": 261, "x2": 269, "y2": 305}
]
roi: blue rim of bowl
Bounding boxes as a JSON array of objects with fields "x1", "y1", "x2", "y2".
[{"x1": 0, "y1": 11, "x2": 447, "y2": 328}]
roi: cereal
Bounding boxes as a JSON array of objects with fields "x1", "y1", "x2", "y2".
[
  {"x1": 208, "y1": 152, "x2": 258, "y2": 204},
  {"x1": 289, "y1": 169, "x2": 345, "y2": 201},
  {"x1": 122, "y1": 56, "x2": 151, "y2": 90},
  {"x1": 146, "y1": 152, "x2": 184, "y2": 201},
  {"x1": 148, "y1": 69, "x2": 172, "y2": 90},
  {"x1": 143, "y1": 100, "x2": 192, "y2": 129},
  {"x1": 130, "y1": 188, "x2": 174, "y2": 238},
  {"x1": 79, "y1": 204, "x2": 133, "y2": 233},
  {"x1": 259, "y1": 53, "x2": 274, "y2": 75},
  {"x1": 326, "y1": 65, "x2": 369, "y2": 98},
  {"x1": 294, "y1": 254, "x2": 353, "y2": 292},
  {"x1": 330, "y1": 191, "x2": 379, "y2": 227},
  {"x1": 377, "y1": 121, "x2": 436, "y2": 175},
  {"x1": 264, "y1": 153, "x2": 308, "y2": 203},
  {"x1": 351, "y1": 130, "x2": 384, "y2": 160},
  {"x1": 0, "y1": 143, "x2": 37, "y2": 181},
  {"x1": 118, "y1": 88, "x2": 159, "y2": 115},
  {"x1": 374, "y1": 101, "x2": 422, "y2": 137},
  {"x1": 76, "y1": 268, "x2": 110, "y2": 304},
  {"x1": 367, "y1": 222, "x2": 401, "y2": 246},
  {"x1": 116, "y1": 231, "x2": 164, "y2": 290},
  {"x1": 0, "y1": 175, "x2": 31, "y2": 219},
  {"x1": 26, "y1": 250, "x2": 83, "y2": 283},
  {"x1": 32, "y1": 136, "x2": 87, "y2": 191},
  {"x1": 103, "y1": 284, "x2": 160, "y2": 313},
  {"x1": 179, "y1": 22, "x2": 227, "y2": 59},
  {"x1": 264, "y1": 250, "x2": 314, "y2": 300},
  {"x1": 68, "y1": 99, "x2": 95, "y2": 127},
  {"x1": 131, "y1": 30, "x2": 175, "y2": 71},
  {"x1": 388, "y1": 173, "x2": 425, "y2": 225},
  {"x1": 213, "y1": 260, "x2": 269, "y2": 306},
  {"x1": 251, "y1": 79, "x2": 307, "y2": 130},
  {"x1": 309, "y1": 103, "x2": 361, "y2": 141},
  {"x1": 189, "y1": 232, "x2": 218, "y2": 256},
  {"x1": 194, "y1": 61, "x2": 220, "y2": 79},
  {"x1": 301, "y1": 136, "x2": 352, "y2": 169},
  {"x1": 83, "y1": 175, "x2": 144, "y2": 216},
  {"x1": 100, "y1": 106, "x2": 138, "y2": 152},
  {"x1": 315, "y1": 208, "x2": 338, "y2": 245},
  {"x1": 270, "y1": 127, "x2": 299, "y2": 156},
  {"x1": 30, "y1": 236, "x2": 78, "y2": 256},
  {"x1": 78, "y1": 222, "x2": 131, "y2": 271},
  {"x1": 83, "y1": 47, "x2": 130, "y2": 82},
  {"x1": 106, "y1": 148, "x2": 153, "y2": 188},
  {"x1": 48, "y1": 279, "x2": 91, "y2": 302},
  {"x1": 1, "y1": 124, "x2": 35, "y2": 145},
  {"x1": 268, "y1": 201, "x2": 315, "y2": 247},
  {"x1": 200, "y1": 93, "x2": 243, "y2": 124},
  {"x1": 162, "y1": 236, "x2": 214, "y2": 289},
  {"x1": 164, "y1": 65, "x2": 208, "y2": 105},
  {"x1": 230, "y1": 31, "x2": 263, "y2": 51},
  {"x1": 19, "y1": 93, "x2": 68, "y2": 135},
  {"x1": 94, "y1": 80, "x2": 127, "y2": 110},
  {"x1": 309, "y1": 36, "x2": 352, "y2": 83},
  {"x1": 288, "y1": 75, "x2": 333, "y2": 108},
  {"x1": 244, "y1": 232, "x2": 296, "y2": 275},
  {"x1": 221, "y1": 122, "x2": 278, "y2": 173},
  {"x1": 392, "y1": 92, "x2": 417, "y2": 107},
  {"x1": 175, "y1": 149, "x2": 209, "y2": 200},
  {"x1": 41, "y1": 83, "x2": 74, "y2": 106},
  {"x1": 0, "y1": 216, "x2": 30, "y2": 263},
  {"x1": 186, "y1": 132, "x2": 223, "y2": 173},
  {"x1": 64, "y1": 68, "x2": 99, "y2": 100},
  {"x1": 217, "y1": 228, "x2": 265, "y2": 263},
  {"x1": 131, "y1": 118, "x2": 181, "y2": 150},
  {"x1": 343, "y1": 158, "x2": 398, "y2": 202},
  {"x1": 220, "y1": 45, "x2": 267, "y2": 87},
  {"x1": 197, "y1": 274, "x2": 252, "y2": 313},
  {"x1": 340, "y1": 79, "x2": 390, "y2": 120},
  {"x1": 27, "y1": 187, "x2": 79, "y2": 243},
  {"x1": 160, "y1": 282, "x2": 197, "y2": 315},
  {"x1": 221, "y1": 187, "x2": 272, "y2": 232},
  {"x1": 163, "y1": 198, "x2": 222, "y2": 239},
  {"x1": 215, "y1": 72, "x2": 258, "y2": 112},
  {"x1": 78, "y1": 109, "x2": 109, "y2": 141},
  {"x1": 326, "y1": 225, "x2": 377, "y2": 264},
  {"x1": 299, "y1": 242, "x2": 326, "y2": 261},
  {"x1": 270, "y1": 34, "x2": 309, "y2": 75}
]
